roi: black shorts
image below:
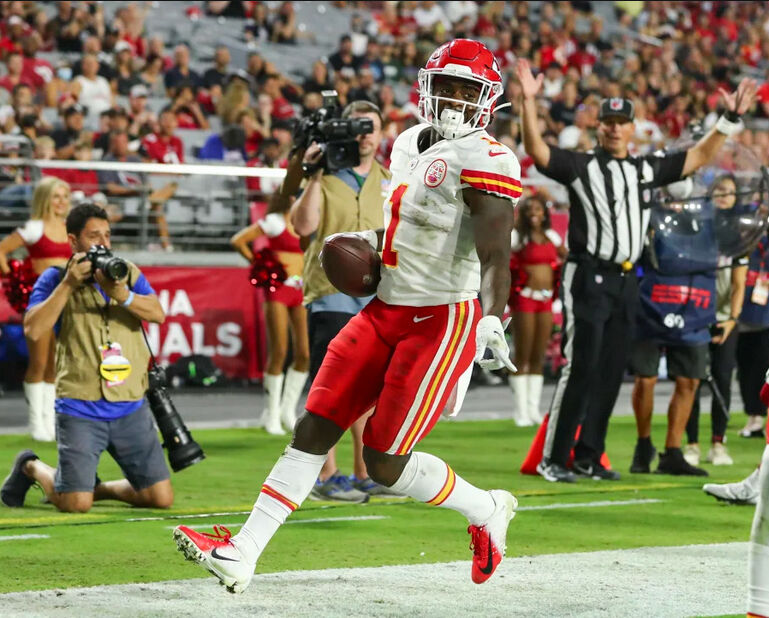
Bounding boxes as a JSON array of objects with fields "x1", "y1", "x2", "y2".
[
  {"x1": 630, "y1": 339, "x2": 709, "y2": 380},
  {"x1": 308, "y1": 311, "x2": 355, "y2": 380},
  {"x1": 54, "y1": 403, "x2": 170, "y2": 493}
]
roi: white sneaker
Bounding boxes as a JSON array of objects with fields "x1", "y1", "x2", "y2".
[
  {"x1": 702, "y1": 468, "x2": 760, "y2": 505},
  {"x1": 468, "y1": 489, "x2": 518, "y2": 584},
  {"x1": 706, "y1": 442, "x2": 733, "y2": 466},
  {"x1": 683, "y1": 443, "x2": 700, "y2": 466},
  {"x1": 173, "y1": 525, "x2": 255, "y2": 593}
]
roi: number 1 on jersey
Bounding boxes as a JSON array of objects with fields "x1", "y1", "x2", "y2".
[{"x1": 382, "y1": 183, "x2": 408, "y2": 268}]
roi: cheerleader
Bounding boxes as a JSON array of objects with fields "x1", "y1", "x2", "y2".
[
  {"x1": 508, "y1": 195, "x2": 566, "y2": 426},
  {"x1": 0, "y1": 177, "x2": 72, "y2": 441},
  {"x1": 231, "y1": 197, "x2": 310, "y2": 435}
]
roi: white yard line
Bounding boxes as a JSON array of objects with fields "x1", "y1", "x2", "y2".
[
  {"x1": 0, "y1": 543, "x2": 748, "y2": 617},
  {"x1": 517, "y1": 498, "x2": 663, "y2": 511},
  {"x1": 0, "y1": 534, "x2": 49, "y2": 541},
  {"x1": 165, "y1": 515, "x2": 390, "y2": 530}
]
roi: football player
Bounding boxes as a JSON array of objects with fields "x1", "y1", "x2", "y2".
[{"x1": 173, "y1": 39, "x2": 521, "y2": 593}]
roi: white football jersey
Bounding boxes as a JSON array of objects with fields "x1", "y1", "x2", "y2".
[{"x1": 377, "y1": 123, "x2": 521, "y2": 307}]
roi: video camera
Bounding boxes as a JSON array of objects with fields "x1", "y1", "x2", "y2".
[
  {"x1": 293, "y1": 90, "x2": 374, "y2": 175},
  {"x1": 85, "y1": 245, "x2": 129, "y2": 281},
  {"x1": 147, "y1": 364, "x2": 206, "y2": 472}
]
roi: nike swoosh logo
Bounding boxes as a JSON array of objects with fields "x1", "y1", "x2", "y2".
[
  {"x1": 413, "y1": 315, "x2": 434, "y2": 323},
  {"x1": 480, "y1": 542, "x2": 495, "y2": 574},
  {"x1": 210, "y1": 547, "x2": 238, "y2": 562},
  {"x1": 488, "y1": 151, "x2": 506, "y2": 157}
]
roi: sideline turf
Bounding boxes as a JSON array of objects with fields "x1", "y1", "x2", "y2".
[{"x1": 0, "y1": 416, "x2": 763, "y2": 593}]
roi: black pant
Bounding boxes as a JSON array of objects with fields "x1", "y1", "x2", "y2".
[
  {"x1": 686, "y1": 330, "x2": 737, "y2": 443},
  {"x1": 308, "y1": 311, "x2": 355, "y2": 381},
  {"x1": 544, "y1": 259, "x2": 638, "y2": 466},
  {"x1": 736, "y1": 328, "x2": 769, "y2": 417}
]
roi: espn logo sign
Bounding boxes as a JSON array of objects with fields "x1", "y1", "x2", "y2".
[{"x1": 650, "y1": 284, "x2": 711, "y2": 309}]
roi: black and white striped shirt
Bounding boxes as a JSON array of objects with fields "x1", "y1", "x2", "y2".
[{"x1": 538, "y1": 147, "x2": 687, "y2": 264}]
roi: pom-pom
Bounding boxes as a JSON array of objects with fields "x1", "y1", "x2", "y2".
[
  {"x1": 1, "y1": 259, "x2": 37, "y2": 314},
  {"x1": 249, "y1": 249, "x2": 287, "y2": 293}
]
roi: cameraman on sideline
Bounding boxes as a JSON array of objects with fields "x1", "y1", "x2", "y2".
[
  {"x1": 0, "y1": 203, "x2": 172, "y2": 513},
  {"x1": 291, "y1": 100, "x2": 391, "y2": 501}
]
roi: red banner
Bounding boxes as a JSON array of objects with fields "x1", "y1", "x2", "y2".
[{"x1": 139, "y1": 266, "x2": 265, "y2": 380}]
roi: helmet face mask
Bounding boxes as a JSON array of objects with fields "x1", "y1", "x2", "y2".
[{"x1": 418, "y1": 39, "x2": 503, "y2": 140}]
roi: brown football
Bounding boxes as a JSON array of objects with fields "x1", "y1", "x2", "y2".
[{"x1": 321, "y1": 235, "x2": 381, "y2": 297}]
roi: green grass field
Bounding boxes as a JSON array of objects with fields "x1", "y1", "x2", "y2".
[{"x1": 0, "y1": 415, "x2": 764, "y2": 595}]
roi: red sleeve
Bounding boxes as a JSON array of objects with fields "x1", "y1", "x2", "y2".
[{"x1": 174, "y1": 137, "x2": 184, "y2": 163}]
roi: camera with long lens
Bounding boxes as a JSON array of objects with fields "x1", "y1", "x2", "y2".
[
  {"x1": 147, "y1": 364, "x2": 205, "y2": 472},
  {"x1": 293, "y1": 90, "x2": 374, "y2": 175},
  {"x1": 86, "y1": 245, "x2": 129, "y2": 281}
]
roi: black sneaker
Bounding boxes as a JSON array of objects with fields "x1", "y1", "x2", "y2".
[
  {"x1": 573, "y1": 459, "x2": 621, "y2": 481},
  {"x1": 537, "y1": 459, "x2": 577, "y2": 483},
  {"x1": 1, "y1": 450, "x2": 38, "y2": 508},
  {"x1": 630, "y1": 440, "x2": 657, "y2": 474},
  {"x1": 655, "y1": 448, "x2": 709, "y2": 477}
]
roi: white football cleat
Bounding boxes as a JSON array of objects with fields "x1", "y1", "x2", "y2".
[
  {"x1": 703, "y1": 468, "x2": 760, "y2": 505},
  {"x1": 173, "y1": 525, "x2": 255, "y2": 593},
  {"x1": 468, "y1": 489, "x2": 517, "y2": 584}
]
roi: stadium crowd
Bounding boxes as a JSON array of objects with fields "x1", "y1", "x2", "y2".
[{"x1": 0, "y1": 1, "x2": 768, "y2": 200}]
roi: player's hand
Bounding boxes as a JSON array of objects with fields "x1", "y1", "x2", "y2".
[
  {"x1": 718, "y1": 77, "x2": 757, "y2": 115},
  {"x1": 474, "y1": 315, "x2": 516, "y2": 372},
  {"x1": 63, "y1": 253, "x2": 93, "y2": 288},
  {"x1": 94, "y1": 270, "x2": 130, "y2": 304},
  {"x1": 515, "y1": 59, "x2": 543, "y2": 100}
]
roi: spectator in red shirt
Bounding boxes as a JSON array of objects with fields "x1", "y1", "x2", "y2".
[
  {"x1": 0, "y1": 52, "x2": 24, "y2": 94},
  {"x1": 0, "y1": 15, "x2": 25, "y2": 56},
  {"x1": 20, "y1": 33, "x2": 53, "y2": 93},
  {"x1": 263, "y1": 74, "x2": 295, "y2": 120},
  {"x1": 169, "y1": 83, "x2": 209, "y2": 130},
  {"x1": 494, "y1": 30, "x2": 515, "y2": 71},
  {"x1": 142, "y1": 108, "x2": 184, "y2": 164}
]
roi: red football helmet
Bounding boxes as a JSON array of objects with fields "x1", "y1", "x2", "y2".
[{"x1": 418, "y1": 39, "x2": 504, "y2": 139}]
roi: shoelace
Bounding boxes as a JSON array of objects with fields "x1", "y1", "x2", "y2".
[
  {"x1": 331, "y1": 475, "x2": 355, "y2": 491},
  {"x1": 467, "y1": 524, "x2": 489, "y2": 557},
  {"x1": 198, "y1": 525, "x2": 232, "y2": 542}
]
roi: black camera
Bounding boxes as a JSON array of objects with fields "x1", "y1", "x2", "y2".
[
  {"x1": 86, "y1": 245, "x2": 129, "y2": 281},
  {"x1": 147, "y1": 364, "x2": 206, "y2": 472},
  {"x1": 293, "y1": 90, "x2": 374, "y2": 175}
]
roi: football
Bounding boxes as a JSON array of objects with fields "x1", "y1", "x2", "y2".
[{"x1": 321, "y1": 234, "x2": 381, "y2": 297}]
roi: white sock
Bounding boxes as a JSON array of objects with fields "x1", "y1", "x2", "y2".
[
  {"x1": 232, "y1": 446, "x2": 327, "y2": 564},
  {"x1": 42, "y1": 382, "x2": 56, "y2": 441},
  {"x1": 527, "y1": 374, "x2": 544, "y2": 424},
  {"x1": 749, "y1": 445, "x2": 769, "y2": 617},
  {"x1": 262, "y1": 373, "x2": 285, "y2": 434},
  {"x1": 389, "y1": 451, "x2": 495, "y2": 525},
  {"x1": 280, "y1": 368, "x2": 309, "y2": 429},
  {"x1": 508, "y1": 374, "x2": 531, "y2": 427},
  {"x1": 23, "y1": 382, "x2": 49, "y2": 442}
]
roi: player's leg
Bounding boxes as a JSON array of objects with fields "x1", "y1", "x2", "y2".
[
  {"x1": 174, "y1": 303, "x2": 392, "y2": 592},
  {"x1": 364, "y1": 299, "x2": 516, "y2": 583},
  {"x1": 748, "y1": 444, "x2": 769, "y2": 618},
  {"x1": 279, "y1": 301, "x2": 310, "y2": 431},
  {"x1": 509, "y1": 310, "x2": 534, "y2": 426}
]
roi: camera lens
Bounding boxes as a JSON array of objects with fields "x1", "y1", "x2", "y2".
[{"x1": 104, "y1": 257, "x2": 129, "y2": 280}]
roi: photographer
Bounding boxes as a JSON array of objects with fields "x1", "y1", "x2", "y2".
[
  {"x1": 0, "y1": 203, "x2": 172, "y2": 513},
  {"x1": 290, "y1": 99, "x2": 391, "y2": 501}
]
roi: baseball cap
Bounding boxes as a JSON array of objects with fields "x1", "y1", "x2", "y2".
[
  {"x1": 130, "y1": 83, "x2": 149, "y2": 98},
  {"x1": 599, "y1": 97, "x2": 634, "y2": 122},
  {"x1": 114, "y1": 40, "x2": 132, "y2": 53}
]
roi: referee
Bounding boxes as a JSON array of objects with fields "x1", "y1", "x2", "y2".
[{"x1": 515, "y1": 59, "x2": 756, "y2": 483}]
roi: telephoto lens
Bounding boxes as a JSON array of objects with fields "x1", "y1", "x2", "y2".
[{"x1": 147, "y1": 365, "x2": 205, "y2": 472}]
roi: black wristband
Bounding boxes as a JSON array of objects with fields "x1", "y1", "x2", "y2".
[{"x1": 725, "y1": 110, "x2": 740, "y2": 122}]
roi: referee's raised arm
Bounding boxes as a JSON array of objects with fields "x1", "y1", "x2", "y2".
[{"x1": 516, "y1": 59, "x2": 550, "y2": 169}]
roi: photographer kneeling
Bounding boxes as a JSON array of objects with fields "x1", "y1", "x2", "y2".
[{"x1": 0, "y1": 203, "x2": 172, "y2": 512}]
